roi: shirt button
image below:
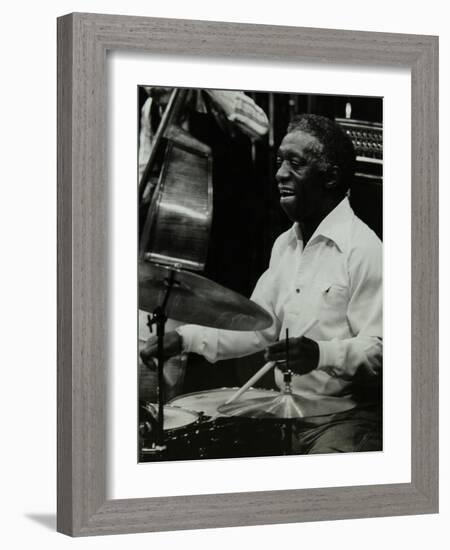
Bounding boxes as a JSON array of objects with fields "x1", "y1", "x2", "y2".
[{"x1": 296, "y1": 288, "x2": 300, "y2": 293}]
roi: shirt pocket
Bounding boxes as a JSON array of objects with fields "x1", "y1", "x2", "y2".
[{"x1": 316, "y1": 281, "x2": 349, "y2": 328}]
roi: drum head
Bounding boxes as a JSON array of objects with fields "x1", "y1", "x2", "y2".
[{"x1": 169, "y1": 387, "x2": 277, "y2": 418}]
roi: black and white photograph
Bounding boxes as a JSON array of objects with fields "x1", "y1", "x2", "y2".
[{"x1": 137, "y1": 87, "x2": 383, "y2": 462}]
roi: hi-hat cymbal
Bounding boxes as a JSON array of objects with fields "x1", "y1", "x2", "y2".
[
  {"x1": 139, "y1": 261, "x2": 273, "y2": 331},
  {"x1": 217, "y1": 391, "x2": 355, "y2": 419}
]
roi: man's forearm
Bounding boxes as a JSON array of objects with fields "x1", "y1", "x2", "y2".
[{"x1": 176, "y1": 324, "x2": 272, "y2": 363}]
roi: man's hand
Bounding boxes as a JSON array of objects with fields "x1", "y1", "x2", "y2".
[
  {"x1": 140, "y1": 330, "x2": 183, "y2": 367},
  {"x1": 265, "y1": 336, "x2": 319, "y2": 375}
]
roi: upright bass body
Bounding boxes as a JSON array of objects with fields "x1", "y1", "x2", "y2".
[{"x1": 139, "y1": 89, "x2": 213, "y2": 272}]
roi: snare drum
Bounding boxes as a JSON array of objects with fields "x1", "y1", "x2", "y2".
[{"x1": 169, "y1": 387, "x2": 277, "y2": 418}]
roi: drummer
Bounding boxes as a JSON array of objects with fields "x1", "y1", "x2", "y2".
[{"x1": 141, "y1": 114, "x2": 382, "y2": 455}]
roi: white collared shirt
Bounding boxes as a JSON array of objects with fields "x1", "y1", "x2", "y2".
[{"x1": 178, "y1": 197, "x2": 382, "y2": 401}]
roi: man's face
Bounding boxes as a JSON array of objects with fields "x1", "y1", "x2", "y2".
[{"x1": 276, "y1": 130, "x2": 331, "y2": 223}]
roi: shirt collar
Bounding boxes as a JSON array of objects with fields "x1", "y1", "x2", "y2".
[{"x1": 291, "y1": 197, "x2": 354, "y2": 252}]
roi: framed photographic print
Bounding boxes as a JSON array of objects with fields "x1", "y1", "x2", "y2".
[{"x1": 57, "y1": 13, "x2": 438, "y2": 536}]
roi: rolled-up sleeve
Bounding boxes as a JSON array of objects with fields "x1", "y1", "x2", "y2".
[
  {"x1": 138, "y1": 98, "x2": 153, "y2": 182},
  {"x1": 205, "y1": 90, "x2": 269, "y2": 139}
]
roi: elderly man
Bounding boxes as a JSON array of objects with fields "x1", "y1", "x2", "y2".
[{"x1": 142, "y1": 114, "x2": 383, "y2": 454}]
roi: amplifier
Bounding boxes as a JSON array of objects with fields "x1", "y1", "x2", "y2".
[
  {"x1": 336, "y1": 118, "x2": 383, "y2": 239},
  {"x1": 335, "y1": 117, "x2": 383, "y2": 184}
]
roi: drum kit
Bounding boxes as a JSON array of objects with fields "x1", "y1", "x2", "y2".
[{"x1": 138, "y1": 260, "x2": 354, "y2": 461}]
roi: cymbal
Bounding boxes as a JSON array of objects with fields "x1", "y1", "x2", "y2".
[
  {"x1": 217, "y1": 391, "x2": 356, "y2": 419},
  {"x1": 139, "y1": 261, "x2": 273, "y2": 331}
]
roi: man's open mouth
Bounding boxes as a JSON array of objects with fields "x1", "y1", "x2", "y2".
[{"x1": 278, "y1": 187, "x2": 296, "y2": 198}]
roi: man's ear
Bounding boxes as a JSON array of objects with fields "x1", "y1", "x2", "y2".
[{"x1": 323, "y1": 165, "x2": 339, "y2": 189}]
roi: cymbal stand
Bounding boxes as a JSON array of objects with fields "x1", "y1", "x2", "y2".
[
  {"x1": 281, "y1": 369, "x2": 294, "y2": 455},
  {"x1": 146, "y1": 268, "x2": 177, "y2": 452}
]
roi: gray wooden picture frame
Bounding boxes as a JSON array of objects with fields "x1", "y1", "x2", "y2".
[{"x1": 57, "y1": 12, "x2": 438, "y2": 537}]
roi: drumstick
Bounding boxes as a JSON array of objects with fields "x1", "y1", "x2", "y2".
[
  {"x1": 223, "y1": 361, "x2": 277, "y2": 406},
  {"x1": 223, "y1": 318, "x2": 318, "y2": 406}
]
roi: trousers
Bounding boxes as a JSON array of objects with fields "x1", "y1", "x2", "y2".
[{"x1": 290, "y1": 404, "x2": 382, "y2": 454}]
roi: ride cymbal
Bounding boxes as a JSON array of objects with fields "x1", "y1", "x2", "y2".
[{"x1": 139, "y1": 261, "x2": 273, "y2": 331}]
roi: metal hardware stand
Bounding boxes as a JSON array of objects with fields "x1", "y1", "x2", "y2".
[{"x1": 146, "y1": 268, "x2": 177, "y2": 452}]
